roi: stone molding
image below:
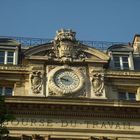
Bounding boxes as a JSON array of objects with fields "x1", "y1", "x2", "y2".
[
  {"x1": 5, "y1": 99, "x2": 140, "y2": 119},
  {"x1": 5, "y1": 96, "x2": 140, "y2": 107},
  {"x1": 0, "y1": 65, "x2": 28, "y2": 72},
  {"x1": 106, "y1": 70, "x2": 140, "y2": 78}
]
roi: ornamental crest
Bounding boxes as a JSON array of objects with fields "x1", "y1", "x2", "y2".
[{"x1": 53, "y1": 29, "x2": 84, "y2": 62}]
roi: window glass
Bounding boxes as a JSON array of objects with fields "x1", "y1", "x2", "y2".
[
  {"x1": 113, "y1": 55, "x2": 130, "y2": 70},
  {"x1": 7, "y1": 51, "x2": 14, "y2": 64},
  {"x1": 0, "y1": 51, "x2": 15, "y2": 64},
  {"x1": 123, "y1": 63, "x2": 129, "y2": 69},
  {"x1": 113, "y1": 56, "x2": 120, "y2": 61},
  {"x1": 7, "y1": 57, "x2": 14, "y2": 63},
  {"x1": 122, "y1": 56, "x2": 128, "y2": 62},
  {"x1": 118, "y1": 92, "x2": 126, "y2": 100},
  {"x1": 0, "y1": 51, "x2": 5, "y2": 64},
  {"x1": 118, "y1": 92, "x2": 136, "y2": 100},
  {"x1": 5, "y1": 87, "x2": 13, "y2": 96},
  {"x1": 0, "y1": 87, "x2": 3, "y2": 95},
  {"x1": 7, "y1": 52, "x2": 14, "y2": 57},
  {"x1": 113, "y1": 56, "x2": 121, "y2": 69},
  {"x1": 114, "y1": 62, "x2": 121, "y2": 69},
  {"x1": 0, "y1": 57, "x2": 4, "y2": 64},
  {"x1": 128, "y1": 93, "x2": 136, "y2": 100},
  {"x1": 0, "y1": 51, "x2": 5, "y2": 56},
  {"x1": 122, "y1": 56, "x2": 129, "y2": 69}
]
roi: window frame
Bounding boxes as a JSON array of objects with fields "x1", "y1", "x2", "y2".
[
  {"x1": 113, "y1": 55, "x2": 129, "y2": 70},
  {"x1": 112, "y1": 52, "x2": 134, "y2": 70},
  {"x1": 0, "y1": 50, "x2": 16, "y2": 65}
]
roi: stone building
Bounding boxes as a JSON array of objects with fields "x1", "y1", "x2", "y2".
[{"x1": 0, "y1": 29, "x2": 140, "y2": 140}]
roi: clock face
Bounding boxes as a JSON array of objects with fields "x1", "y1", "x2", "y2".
[
  {"x1": 54, "y1": 70, "x2": 80, "y2": 91},
  {"x1": 48, "y1": 67, "x2": 85, "y2": 95}
]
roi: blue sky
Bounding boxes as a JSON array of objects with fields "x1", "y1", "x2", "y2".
[{"x1": 0, "y1": 0, "x2": 140, "y2": 42}]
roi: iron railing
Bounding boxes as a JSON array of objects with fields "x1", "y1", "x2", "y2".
[{"x1": 0, "y1": 36, "x2": 129, "y2": 50}]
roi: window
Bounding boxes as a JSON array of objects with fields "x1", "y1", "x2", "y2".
[
  {"x1": 0, "y1": 50, "x2": 15, "y2": 64},
  {"x1": 118, "y1": 92, "x2": 136, "y2": 101},
  {"x1": 113, "y1": 55, "x2": 129, "y2": 70},
  {"x1": 0, "y1": 51, "x2": 5, "y2": 64},
  {"x1": 0, "y1": 87, "x2": 13, "y2": 96},
  {"x1": 7, "y1": 51, "x2": 14, "y2": 64}
]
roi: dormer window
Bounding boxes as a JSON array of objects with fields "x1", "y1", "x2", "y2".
[
  {"x1": 107, "y1": 44, "x2": 134, "y2": 70},
  {"x1": 113, "y1": 55, "x2": 129, "y2": 70},
  {"x1": 0, "y1": 50, "x2": 15, "y2": 64},
  {"x1": 0, "y1": 38, "x2": 21, "y2": 65}
]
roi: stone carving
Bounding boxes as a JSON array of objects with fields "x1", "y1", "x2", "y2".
[
  {"x1": 53, "y1": 29, "x2": 87, "y2": 62},
  {"x1": 46, "y1": 50, "x2": 56, "y2": 59},
  {"x1": 92, "y1": 73, "x2": 104, "y2": 96},
  {"x1": 31, "y1": 71, "x2": 42, "y2": 94},
  {"x1": 54, "y1": 29, "x2": 77, "y2": 61},
  {"x1": 78, "y1": 51, "x2": 87, "y2": 60}
]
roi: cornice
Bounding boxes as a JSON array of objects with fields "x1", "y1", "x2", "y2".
[
  {"x1": 0, "y1": 65, "x2": 29, "y2": 74},
  {"x1": 5, "y1": 96, "x2": 140, "y2": 108},
  {"x1": 5, "y1": 97, "x2": 140, "y2": 119},
  {"x1": 105, "y1": 70, "x2": 140, "y2": 79},
  {"x1": 27, "y1": 56, "x2": 108, "y2": 64}
]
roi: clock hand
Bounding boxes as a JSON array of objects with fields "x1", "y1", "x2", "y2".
[{"x1": 60, "y1": 77, "x2": 69, "y2": 82}]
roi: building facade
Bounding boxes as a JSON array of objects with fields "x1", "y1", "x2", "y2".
[{"x1": 1, "y1": 29, "x2": 140, "y2": 140}]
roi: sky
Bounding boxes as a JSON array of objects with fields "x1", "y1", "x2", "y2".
[{"x1": 0, "y1": 0, "x2": 140, "y2": 43}]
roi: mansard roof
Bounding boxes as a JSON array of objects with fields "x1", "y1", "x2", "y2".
[
  {"x1": 0, "y1": 38, "x2": 20, "y2": 46},
  {"x1": 107, "y1": 44, "x2": 133, "y2": 52}
]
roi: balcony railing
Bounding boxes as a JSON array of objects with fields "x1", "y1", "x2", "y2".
[{"x1": 0, "y1": 36, "x2": 128, "y2": 50}]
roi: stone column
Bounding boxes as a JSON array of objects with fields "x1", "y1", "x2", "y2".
[
  {"x1": 90, "y1": 137, "x2": 99, "y2": 140},
  {"x1": 44, "y1": 135, "x2": 50, "y2": 140},
  {"x1": 21, "y1": 135, "x2": 31, "y2": 140},
  {"x1": 32, "y1": 134, "x2": 42, "y2": 140}
]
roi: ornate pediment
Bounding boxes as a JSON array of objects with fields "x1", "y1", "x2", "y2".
[{"x1": 24, "y1": 29, "x2": 109, "y2": 64}]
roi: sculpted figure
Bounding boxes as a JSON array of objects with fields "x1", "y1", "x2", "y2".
[
  {"x1": 92, "y1": 74, "x2": 104, "y2": 96},
  {"x1": 31, "y1": 71, "x2": 42, "y2": 94}
]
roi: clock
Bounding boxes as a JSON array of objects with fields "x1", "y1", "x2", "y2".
[{"x1": 48, "y1": 66, "x2": 85, "y2": 95}]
